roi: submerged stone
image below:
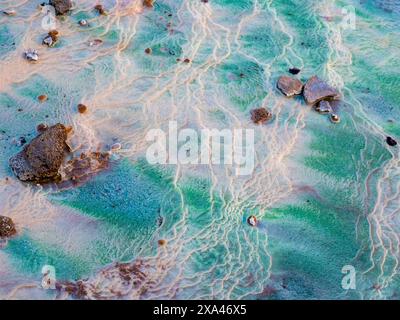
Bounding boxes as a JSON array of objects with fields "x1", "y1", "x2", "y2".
[
  {"x1": 277, "y1": 76, "x2": 303, "y2": 97},
  {"x1": 9, "y1": 123, "x2": 70, "y2": 183},
  {"x1": 0, "y1": 216, "x2": 16, "y2": 238},
  {"x1": 303, "y1": 76, "x2": 340, "y2": 105},
  {"x1": 247, "y1": 215, "x2": 257, "y2": 227},
  {"x1": 24, "y1": 49, "x2": 39, "y2": 62},
  {"x1": 315, "y1": 100, "x2": 332, "y2": 114},
  {"x1": 49, "y1": 0, "x2": 72, "y2": 15},
  {"x1": 251, "y1": 108, "x2": 272, "y2": 124}
]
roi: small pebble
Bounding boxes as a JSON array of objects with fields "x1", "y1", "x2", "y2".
[
  {"x1": 247, "y1": 215, "x2": 257, "y2": 227},
  {"x1": 24, "y1": 49, "x2": 39, "y2": 62},
  {"x1": 386, "y1": 136, "x2": 397, "y2": 147},
  {"x1": 38, "y1": 95, "x2": 48, "y2": 103},
  {"x1": 78, "y1": 104, "x2": 88, "y2": 114},
  {"x1": 144, "y1": 47, "x2": 152, "y2": 54},
  {"x1": 94, "y1": 4, "x2": 107, "y2": 15},
  {"x1": 315, "y1": 100, "x2": 332, "y2": 114},
  {"x1": 18, "y1": 137, "x2": 27, "y2": 146},
  {"x1": 111, "y1": 143, "x2": 122, "y2": 152},
  {"x1": 183, "y1": 58, "x2": 191, "y2": 63},
  {"x1": 3, "y1": 10, "x2": 16, "y2": 16},
  {"x1": 143, "y1": 0, "x2": 154, "y2": 8},
  {"x1": 79, "y1": 19, "x2": 88, "y2": 26},
  {"x1": 37, "y1": 123, "x2": 48, "y2": 132},
  {"x1": 158, "y1": 239, "x2": 166, "y2": 246},
  {"x1": 251, "y1": 108, "x2": 273, "y2": 125},
  {"x1": 330, "y1": 113, "x2": 340, "y2": 124},
  {"x1": 42, "y1": 30, "x2": 59, "y2": 47},
  {"x1": 88, "y1": 39, "x2": 103, "y2": 46},
  {"x1": 289, "y1": 67, "x2": 301, "y2": 75}
]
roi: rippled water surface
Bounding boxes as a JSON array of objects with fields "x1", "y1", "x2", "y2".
[{"x1": 0, "y1": 0, "x2": 399, "y2": 299}]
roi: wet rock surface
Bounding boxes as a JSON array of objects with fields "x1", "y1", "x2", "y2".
[
  {"x1": 277, "y1": 76, "x2": 303, "y2": 97},
  {"x1": 9, "y1": 123, "x2": 70, "y2": 184},
  {"x1": 0, "y1": 216, "x2": 16, "y2": 239},
  {"x1": 303, "y1": 76, "x2": 340, "y2": 105},
  {"x1": 49, "y1": 0, "x2": 72, "y2": 15}
]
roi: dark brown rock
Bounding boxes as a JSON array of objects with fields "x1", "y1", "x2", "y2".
[
  {"x1": 303, "y1": 76, "x2": 340, "y2": 105},
  {"x1": 251, "y1": 108, "x2": 272, "y2": 124},
  {"x1": 49, "y1": 0, "x2": 72, "y2": 15},
  {"x1": 9, "y1": 124, "x2": 70, "y2": 183},
  {"x1": 277, "y1": 76, "x2": 303, "y2": 97},
  {"x1": 0, "y1": 216, "x2": 17, "y2": 238}
]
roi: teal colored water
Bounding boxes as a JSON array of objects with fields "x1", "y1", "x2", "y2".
[{"x1": 0, "y1": 0, "x2": 399, "y2": 299}]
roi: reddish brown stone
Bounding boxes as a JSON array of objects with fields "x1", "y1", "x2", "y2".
[
  {"x1": 9, "y1": 124, "x2": 70, "y2": 183},
  {"x1": 0, "y1": 216, "x2": 17, "y2": 238},
  {"x1": 144, "y1": 47, "x2": 152, "y2": 54},
  {"x1": 94, "y1": 4, "x2": 106, "y2": 15}
]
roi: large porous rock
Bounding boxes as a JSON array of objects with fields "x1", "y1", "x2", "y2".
[
  {"x1": 277, "y1": 76, "x2": 303, "y2": 97},
  {"x1": 0, "y1": 216, "x2": 16, "y2": 239},
  {"x1": 303, "y1": 76, "x2": 340, "y2": 105},
  {"x1": 49, "y1": 0, "x2": 73, "y2": 15},
  {"x1": 9, "y1": 123, "x2": 70, "y2": 184}
]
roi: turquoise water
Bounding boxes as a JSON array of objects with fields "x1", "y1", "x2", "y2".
[{"x1": 0, "y1": 0, "x2": 399, "y2": 299}]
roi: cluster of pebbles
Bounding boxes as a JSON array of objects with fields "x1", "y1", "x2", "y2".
[{"x1": 277, "y1": 72, "x2": 342, "y2": 124}]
